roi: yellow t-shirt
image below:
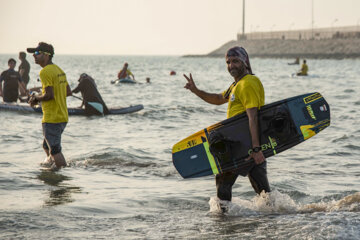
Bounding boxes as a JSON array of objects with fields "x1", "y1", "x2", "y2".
[
  {"x1": 40, "y1": 64, "x2": 68, "y2": 123},
  {"x1": 126, "y1": 69, "x2": 133, "y2": 77},
  {"x1": 301, "y1": 64, "x2": 308, "y2": 75},
  {"x1": 222, "y1": 74, "x2": 265, "y2": 118}
]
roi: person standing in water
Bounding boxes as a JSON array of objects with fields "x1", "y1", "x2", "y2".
[
  {"x1": 183, "y1": 46, "x2": 270, "y2": 212},
  {"x1": 27, "y1": 42, "x2": 72, "y2": 170},
  {"x1": 0, "y1": 58, "x2": 26, "y2": 102},
  {"x1": 18, "y1": 51, "x2": 31, "y2": 88}
]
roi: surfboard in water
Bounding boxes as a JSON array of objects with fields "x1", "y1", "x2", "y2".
[{"x1": 172, "y1": 92, "x2": 330, "y2": 179}]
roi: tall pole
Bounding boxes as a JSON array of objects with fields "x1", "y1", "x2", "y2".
[
  {"x1": 311, "y1": 0, "x2": 314, "y2": 39},
  {"x1": 242, "y1": 0, "x2": 245, "y2": 35}
]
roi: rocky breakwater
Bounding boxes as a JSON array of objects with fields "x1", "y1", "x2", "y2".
[{"x1": 192, "y1": 38, "x2": 360, "y2": 59}]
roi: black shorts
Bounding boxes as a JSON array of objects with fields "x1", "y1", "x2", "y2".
[{"x1": 42, "y1": 122, "x2": 67, "y2": 155}]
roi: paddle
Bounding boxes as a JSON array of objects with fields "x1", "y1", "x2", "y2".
[{"x1": 72, "y1": 95, "x2": 104, "y2": 115}]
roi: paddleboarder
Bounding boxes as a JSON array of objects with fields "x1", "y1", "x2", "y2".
[
  {"x1": 297, "y1": 59, "x2": 308, "y2": 76},
  {"x1": 72, "y1": 73, "x2": 110, "y2": 115},
  {"x1": 117, "y1": 62, "x2": 135, "y2": 80},
  {"x1": 183, "y1": 46, "x2": 270, "y2": 211}
]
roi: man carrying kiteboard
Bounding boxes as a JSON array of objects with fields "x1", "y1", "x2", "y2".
[{"x1": 183, "y1": 46, "x2": 270, "y2": 211}]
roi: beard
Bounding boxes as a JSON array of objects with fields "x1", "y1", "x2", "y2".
[{"x1": 228, "y1": 64, "x2": 246, "y2": 79}]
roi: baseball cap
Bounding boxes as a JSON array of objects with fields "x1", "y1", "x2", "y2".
[
  {"x1": 27, "y1": 42, "x2": 54, "y2": 56},
  {"x1": 78, "y1": 73, "x2": 89, "y2": 82}
]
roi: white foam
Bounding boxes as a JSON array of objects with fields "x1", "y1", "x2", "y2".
[
  {"x1": 209, "y1": 191, "x2": 360, "y2": 216},
  {"x1": 40, "y1": 155, "x2": 54, "y2": 168},
  {"x1": 208, "y1": 197, "x2": 258, "y2": 216},
  {"x1": 209, "y1": 190, "x2": 298, "y2": 216},
  {"x1": 300, "y1": 192, "x2": 360, "y2": 213}
]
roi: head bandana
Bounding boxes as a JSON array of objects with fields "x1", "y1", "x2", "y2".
[{"x1": 226, "y1": 46, "x2": 253, "y2": 74}]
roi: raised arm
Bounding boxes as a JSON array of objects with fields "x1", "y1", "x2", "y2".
[{"x1": 183, "y1": 73, "x2": 227, "y2": 105}]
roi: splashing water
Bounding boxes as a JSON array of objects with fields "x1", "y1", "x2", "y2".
[
  {"x1": 300, "y1": 192, "x2": 360, "y2": 213},
  {"x1": 209, "y1": 191, "x2": 360, "y2": 216},
  {"x1": 209, "y1": 190, "x2": 298, "y2": 216}
]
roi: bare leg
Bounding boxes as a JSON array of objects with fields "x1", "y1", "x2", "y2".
[
  {"x1": 52, "y1": 152, "x2": 67, "y2": 169},
  {"x1": 41, "y1": 148, "x2": 54, "y2": 167},
  {"x1": 44, "y1": 148, "x2": 50, "y2": 157}
]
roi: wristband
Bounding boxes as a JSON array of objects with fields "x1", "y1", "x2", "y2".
[{"x1": 252, "y1": 146, "x2": 262, "y2": 153}]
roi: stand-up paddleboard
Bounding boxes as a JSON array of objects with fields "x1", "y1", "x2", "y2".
[
  {"x1": 111, "y1": 78, "x2": 136, "y2": 84},
  {"x1": 0, "y1": 102, "x2": 144, "y2": 115},
  {"x1": 172, "y1": 92, "x2": 330, "y2": 178}
]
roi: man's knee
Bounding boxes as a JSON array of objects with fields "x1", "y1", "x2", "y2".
[
  {"x1": 42, "y1": 139, "x2": 61, "y2": 155},
  {"x1": 216, "y1": 172, "x2": 238, "y2": 201},
  {"x1": 50, "y1": 145, "x2": 62, "y2": 155}
]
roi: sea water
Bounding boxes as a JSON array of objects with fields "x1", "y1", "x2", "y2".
[{"x1": 0, "y1": 55, "x2": 359, "y2": 239}]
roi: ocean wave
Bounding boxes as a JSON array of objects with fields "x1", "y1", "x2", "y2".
[
  {"x1": 344, "y1": 144, "x2": 360, "y2": 150},
  {"x1": 65, "y1": 149, "x2": 180, "y2": 179},
  {"x1": 300, "y1": 192, "x2": 360, "y2": 213},
  {"x1": 334, "y1": 94, "x2": 352, "y2": 100},
  {"x1": 332, "y1": 134, "x2": 350, "y2": 143},
  {"x1": 0, "y1": 134, "x2": 24, "y2": 142},
  {"x1": 209, "y1": 190, "x2": 298, "y2": 216},
  {"x1": 325, "y1": 151, "x2": 352, "y2": 156},
  {"x1": 208, "y1": 191, "x2": 360, "y2": 216},
  {"x1": 142, "y1": 105, "x2": 222, "y2": 120},
  {"x1": 70, "y1": 151, "x2": 157, "y2": 169}
]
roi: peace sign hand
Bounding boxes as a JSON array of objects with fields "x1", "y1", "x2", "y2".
[{"x1": 183, "y1": 73, "x2": 198, "y2": 93}]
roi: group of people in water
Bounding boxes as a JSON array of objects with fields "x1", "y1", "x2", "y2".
[
  {"x1": 0, "y1": 55, "x2": 110, "y2": 116},
  {"x1": 0, "y1": 54, "x2": 143, "y2": 113},
  {"x1": 0, "y1": 42, "x2": 146, "y2": 170},
  {"x1": 0, "y1": 41, "x2": 309, "y2": 212}
]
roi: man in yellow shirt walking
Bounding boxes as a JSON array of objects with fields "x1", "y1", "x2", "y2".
[
  {"x1": 27, "y1": 42, "x2": 72, "y2": 170},
  {"x1": 184, "y1": 46, "x2": 270, "y2": 211}
]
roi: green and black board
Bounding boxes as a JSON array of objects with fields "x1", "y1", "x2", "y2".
[{"x1": 172, "y1": 92, "x2": 330, "y2": 178}]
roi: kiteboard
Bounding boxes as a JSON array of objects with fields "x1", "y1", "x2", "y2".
[{"x1": 172, "y1": 92, "x2": 330, "y2": 178}]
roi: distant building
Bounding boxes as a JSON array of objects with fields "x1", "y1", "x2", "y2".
[{"x1": 238, "y1": 25, "x2": 360, "y2": 41}]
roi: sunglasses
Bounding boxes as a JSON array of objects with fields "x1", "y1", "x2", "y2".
[{"x1": 34, "y1": 51, "x2": 50, "y2": 56}]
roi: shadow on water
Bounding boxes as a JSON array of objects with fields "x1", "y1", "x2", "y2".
[{"x1": 37, "y1": 170, "x2": 81, "y2": 207}]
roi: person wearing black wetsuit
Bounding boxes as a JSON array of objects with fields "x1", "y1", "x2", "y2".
[{"x1": 72, "y1": 73, "x2": 109, "y2": 116}]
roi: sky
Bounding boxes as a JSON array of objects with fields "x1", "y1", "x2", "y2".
[{"x1": 0, "y1": 0, "x2": 359, "y2": 55}]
